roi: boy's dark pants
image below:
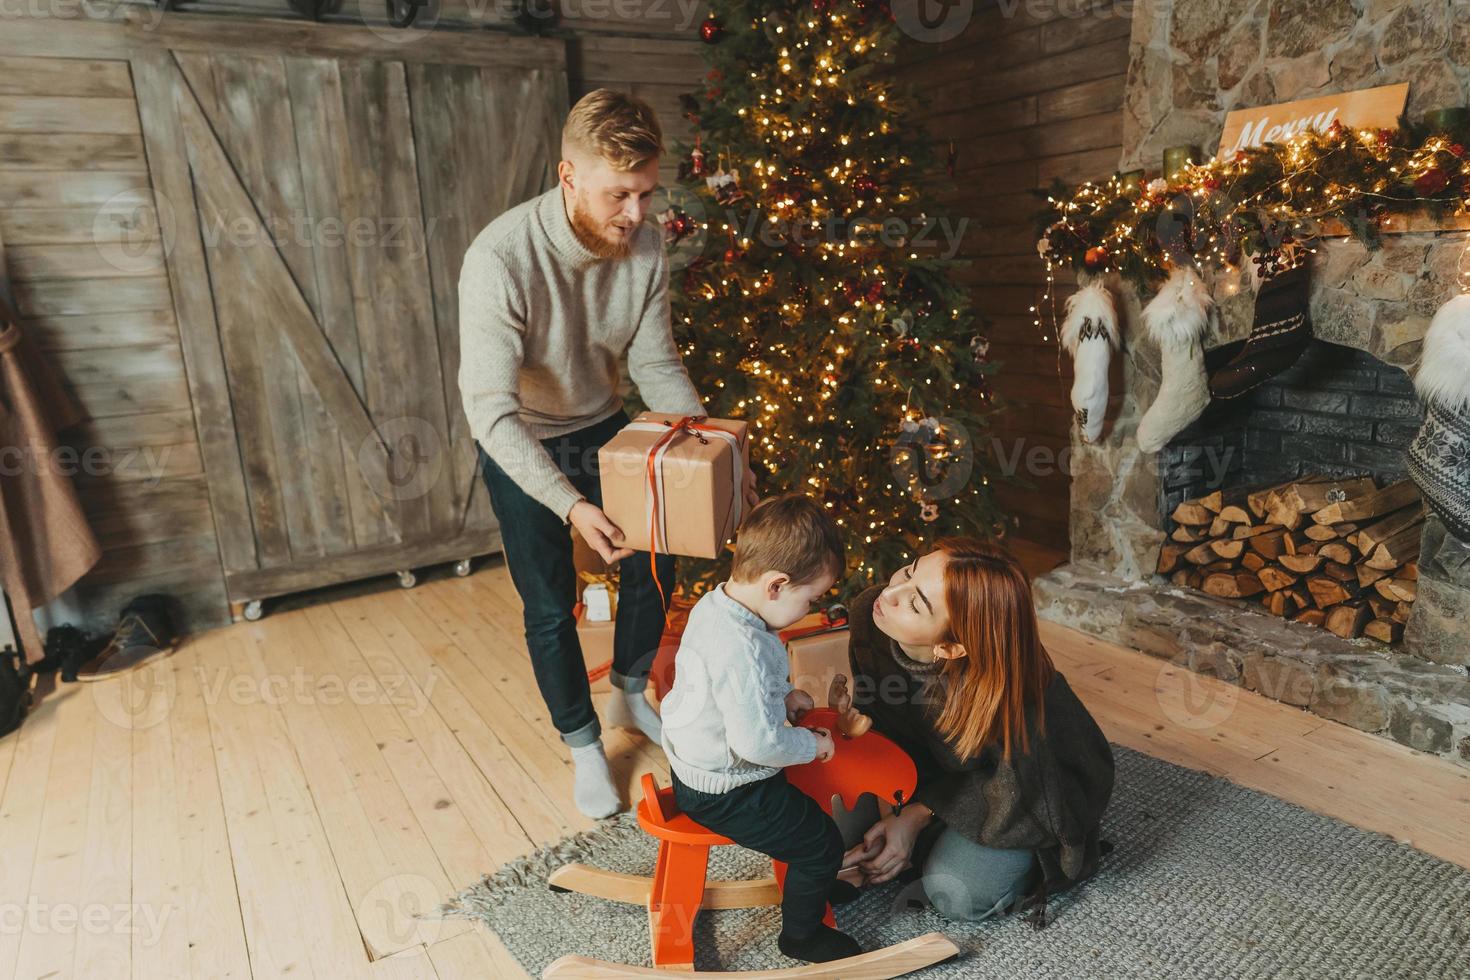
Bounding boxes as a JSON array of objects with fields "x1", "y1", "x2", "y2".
[
  {"x1": 477, "y1": 409, "x2": 674, "y2": 748},
  {"x1": 672, "y1": 771, "x2": 845, "y2": 938}
]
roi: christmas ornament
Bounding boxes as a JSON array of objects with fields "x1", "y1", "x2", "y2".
[
  {"x1": 1136, "y1": 266, "x2": 1215, "y2": 454},
  {"x1": 852, "y1": 173, "x2": 877, "y2": 197},
  {"x1": 657, "y1": 207, "x2": 697, "y2": 247},
  {"x1": 705, "y1": 155, "x2": 744, "y2": 204},
  {"x1": 1060, "y1": 282, "x2": 1119, "y2": 444},
  {"x1": 1084, "y1": 246, "x2": 1109, "y2": 269},
  {"x1": 688, "y1": 137, "x2": 706, "y2": 177},
  {"x1": 1208, "y1": 253, "x2": 1311, "y2": 400},
  {"x1": 699, "y1": 15, "x2": 723, "y2": 42},
  {"x1": 920, "y1": 500, "x2": 940, "y2": 522},
  {"x1": 1407, "y1": 293, "x2": 1470, "y2": 541},
  {"x1": 970, "y1": 334, "x2": 991, "y2": 364}
]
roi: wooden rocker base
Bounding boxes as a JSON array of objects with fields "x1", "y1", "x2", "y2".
[
  {"x1": 541, "y1": 932, "x2": 961, "y2": 979},
  {"x1": 549, "y1": 863, "x2": 783, "y2": 911}
]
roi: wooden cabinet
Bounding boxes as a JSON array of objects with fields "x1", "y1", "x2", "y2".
[{"x1": 131, "y1": 16, "x2": 569, "y2": 611}]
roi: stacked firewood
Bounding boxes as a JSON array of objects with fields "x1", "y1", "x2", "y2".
[{"x1": 1157, "y1": 475, "x2": 1424, "y2": 643}]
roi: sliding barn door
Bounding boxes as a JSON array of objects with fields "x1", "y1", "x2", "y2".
[{"x1": 130, "y1": 20, "x2": 567, "y2": 604}]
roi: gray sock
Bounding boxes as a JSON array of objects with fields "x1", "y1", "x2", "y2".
[
  {"x1": 569, "y1": 740, "x2": 621, "y2": 819},
  {"x1": 604, "y1": 671, "x2": 663, "y2": 743}
]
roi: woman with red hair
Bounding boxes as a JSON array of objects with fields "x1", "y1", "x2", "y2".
[{"x1": 836, "y1": 538, "x2": 1114, "y2": 925}]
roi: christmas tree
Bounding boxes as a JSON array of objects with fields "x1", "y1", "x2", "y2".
[{"x1": 658, "y1": 0, "x2": 1007, "y2": 596}]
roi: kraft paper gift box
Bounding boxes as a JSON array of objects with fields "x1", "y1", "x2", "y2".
[
  {"x1": 597, "y1": 413, "x2": 749, "y2": 560},
  {"x1": 781, "y1": 614, "x2": 852, "y2": 707},
  {"x1": 575, "y1": 602, "x2": 615, "y2": 693}
]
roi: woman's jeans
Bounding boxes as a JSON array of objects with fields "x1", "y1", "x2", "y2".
[
  {"x1": 831, "y1": 793, "x2": 1036, "y2": 922},
  {"x1": 477, "y1": 409, "x2": 674, "y2": 748}
]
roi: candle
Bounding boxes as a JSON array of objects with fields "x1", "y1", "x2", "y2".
[
  {"x1": 1423, "y1": 107, "x2": 1470, "y2": 134},
  {"x1": 1118, "y1": 169, "x2": 1145, "y2": 197},
  {"x1": 1162, "y1": 145, "x2": 1200, "y2": 181}
]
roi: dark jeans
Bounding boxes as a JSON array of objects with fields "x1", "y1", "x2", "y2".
[
  {"x1": 477, "y1": 409, "x2": 675, "y2": 747},
  {"x1": 672, "y1": 771, "x2": 845, "y2": 939}
]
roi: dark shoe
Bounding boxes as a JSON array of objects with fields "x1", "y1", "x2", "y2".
[{"x1": 777, "y1": 924, "x2": 862, "y2": 963}]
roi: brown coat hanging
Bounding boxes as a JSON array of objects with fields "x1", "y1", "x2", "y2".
[{"x1": 0, "y1": 295, "x2": 101, "y2": 662}]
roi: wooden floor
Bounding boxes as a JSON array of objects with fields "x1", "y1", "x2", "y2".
[{"x1": 1, "y1": 558, "x2": 1467, "y2": 980}]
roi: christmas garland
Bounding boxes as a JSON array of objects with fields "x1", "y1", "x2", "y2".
[{"x1": 1036, "y1": 119, "x2": 1470, "y2": 292}]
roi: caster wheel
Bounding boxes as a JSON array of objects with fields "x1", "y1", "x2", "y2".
[
  {"x1": 397, "y1": 570, "x2": 418, "y2": 589},
  {"x1": 454, "y1": 558, "x2": 473, "y2": 577},
  {"x1": 243, "y1": 600, "x2": 264, "y2": 622}
]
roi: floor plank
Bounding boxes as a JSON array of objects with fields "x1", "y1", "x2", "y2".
[{"x1": 0, "y1": 558, "x2": 1465, "y2": 980}]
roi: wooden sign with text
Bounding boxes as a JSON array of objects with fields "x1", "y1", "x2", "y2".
[{"x1": 1218, "y1": 83, "x2": 1409, "y2": 156}]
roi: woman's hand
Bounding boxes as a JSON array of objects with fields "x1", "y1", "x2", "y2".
[
  {"x1": 854, "y1": 805, "x2": 932, "y2": 885},
  {"x1": 785, "y1": 688, "x2": 814, "y2": 724}
]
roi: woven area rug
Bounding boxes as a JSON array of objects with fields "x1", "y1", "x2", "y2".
[{"x1": 443, "y1": 747, "x2": 1470, "y2": 978}]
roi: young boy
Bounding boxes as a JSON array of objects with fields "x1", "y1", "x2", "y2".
[{"x1": 660, "y1": 494, "x2": 861, "y2": 963}]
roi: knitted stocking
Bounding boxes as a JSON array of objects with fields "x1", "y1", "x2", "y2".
[
  {"x1": 1407, "y1": 293, "x2": 1470, "y2": 541},
  {"x1": 1137, "y1": 267, "x2": 1215, "y2": 454},
  {"x1": 1060, "y1": 282, "x2": 1119, "y2": 444},
  {"x1": 1208, "y1": 261, "x2": 1311, "y2": 400}
]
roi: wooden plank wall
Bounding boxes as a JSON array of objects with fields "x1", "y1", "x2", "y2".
[
  {"x1": 0, "y1": 31, "x2": 229, "y2": 638},
  {"x1": 896, "y1": 0, "x2": 1133, "y2": 551},
  {"x1": 0, "y1": 1, "x2": 700, "y2": 644}
]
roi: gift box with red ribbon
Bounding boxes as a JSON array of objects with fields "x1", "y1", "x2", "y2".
[{"x1": 597, "y1": 412, "x2": 749, "y2": 560}]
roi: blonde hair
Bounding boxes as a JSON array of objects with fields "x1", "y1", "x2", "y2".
[
  {"x1": 562, "y1": 89, "x2": 663, "y2": 171},
  {"x1": 730, "y1": 494, "x2": 844, "y2": 588}
]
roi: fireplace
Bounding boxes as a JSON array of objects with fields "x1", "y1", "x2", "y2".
[{"x1": 1030, "y1": 2, "x2": 1470, "y2": 768}]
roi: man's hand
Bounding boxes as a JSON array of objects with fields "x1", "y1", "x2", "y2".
[
  {"x1": 785, "y1": 688, "x2": 815, "y2": 725},
  {"x1": 742, "y1": 463, "x2": 760, "y2": 509},
  {"x1": 568, "y1": 500, "x2": 636, "y2": 564},
  {"x1": 812, "y1": 727, "x2": 835, "y2": 763}
]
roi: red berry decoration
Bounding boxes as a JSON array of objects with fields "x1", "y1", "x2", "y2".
[
  {"x1": 699, "y1": 15, "x2": 723, "y2": 42},
  {"x1": 852, "y1": 173, "x2": 878, "y2": 196},
  {"x1": 723, "y1": 246, "x2": 742, "y2": 263},
  {"x1": 1414, "y1": 167, "x2": 1451, "y2": 196}
]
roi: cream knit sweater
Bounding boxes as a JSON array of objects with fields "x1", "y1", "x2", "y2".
[{"x1": 457, "y1": 187, "x2": 703, "y2": 521}]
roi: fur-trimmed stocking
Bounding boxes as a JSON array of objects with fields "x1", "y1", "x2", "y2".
[
  {"x1": 1137, "y1": 267, "x2": 1215, "y2": 453},
  {"x1": 1407, "y1": 293, "x2": 1470, "y2": 541},
  {"x1": 1060, "y1": 282, "x2": 1119, "y2": 444}
]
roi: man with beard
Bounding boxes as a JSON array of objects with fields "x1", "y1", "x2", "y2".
[{"x1": 458, "y1": 89, "x2": 757, "y2": 819}]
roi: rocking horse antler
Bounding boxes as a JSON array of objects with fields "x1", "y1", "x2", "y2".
[{"x1": 827, "y1": 673, "x2": 873, "y2": 739}]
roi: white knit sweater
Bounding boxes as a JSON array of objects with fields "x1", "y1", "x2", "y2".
[
  {"x1": 457, "y1": 187, "x2": 703, "y2": 520},
  {"x1": 660, "y1": 585, "x2": 819, "y2": 794}
]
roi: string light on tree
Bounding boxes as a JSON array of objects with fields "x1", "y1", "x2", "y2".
[{"x1": 662, "y1": 4, "x2": 1007, "y2": 593}]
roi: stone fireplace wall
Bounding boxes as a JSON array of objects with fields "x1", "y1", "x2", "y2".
[{"x1": 1034, "y1": 0, "x2": 1470, "y2": 766}]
